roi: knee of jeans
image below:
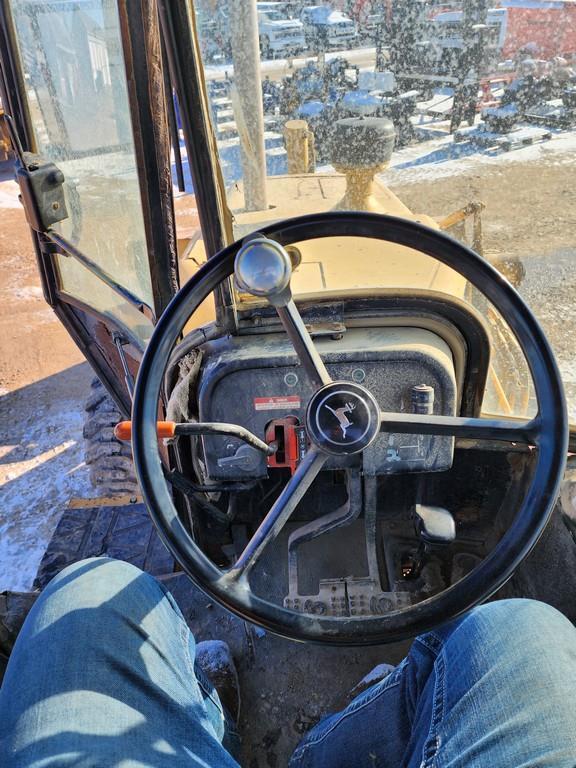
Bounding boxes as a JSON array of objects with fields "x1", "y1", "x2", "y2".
[
  {"x1": 11, "y1": 558, "x2": 183, "y2": 676},
  {"x1": 447, "y1": 598, "x2": 575, "y2": 661},
  {"x1": 48, "y1": 556, "x2": 145, "y2": 589},
  {"x1": 39, "y1": 557, "x2": 166, "y2": 620}
]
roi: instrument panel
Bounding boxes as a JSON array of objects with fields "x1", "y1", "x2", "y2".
[{"x1": 197, "y1": 327, "x2": 457, "y2": 480}]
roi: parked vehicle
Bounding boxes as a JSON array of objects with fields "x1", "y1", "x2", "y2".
[
  {"x1": 362, "y1": 12, "x2": 386, "y2": 42},
  {"x1": 257, "y1": 2, "x2": 306, "y2": 58},
  {"x1": 300, "y1": 5, "x2": 357, "y2": 50}
]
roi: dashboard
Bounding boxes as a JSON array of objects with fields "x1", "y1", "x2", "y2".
[{"x1": 197, "y1": 326, "x2": 458, "y2": 480}]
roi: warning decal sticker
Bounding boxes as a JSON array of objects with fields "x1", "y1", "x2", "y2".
[{"x1": 254, "y1": 395, "x2": 301, "y2": 411}]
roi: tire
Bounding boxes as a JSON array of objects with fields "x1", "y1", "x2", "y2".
[{"x1": 83, "y1": 377, "x2": 138, "y2": 497}]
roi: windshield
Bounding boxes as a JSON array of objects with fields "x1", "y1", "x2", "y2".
[{"x1": 190, "y1": 1, "x2": 576, "y2": 422}]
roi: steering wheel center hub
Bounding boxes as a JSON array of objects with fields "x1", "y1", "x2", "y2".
[{"x1": 306, "y1": 381, "x2": 381, "y2": 455}]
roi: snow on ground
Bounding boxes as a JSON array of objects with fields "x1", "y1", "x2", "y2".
[
  {"x1": 0, "y1": 371, "x2": 93, "y2": 592},
  {"x1": 172, "y1": 89, "x2": 576, "y2": 196},
  {"x1": 9, "y1": 285, "x2": 44, "y2": 301},
  {"x1": 386, "y1": 125, "x2": 576, "y2": 184},
  {"x1": 0, "y1": 177, "x2": 21, "y2": 208},
  {"x1": 204, "y1": 45, "x2": 377, "y2": 81}
]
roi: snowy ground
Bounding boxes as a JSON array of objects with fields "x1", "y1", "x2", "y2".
[
  {"x1": 204, "y1": 45, "x2": 377, "y2": 82},
  {"x1": 0, "y1": 366, "x2": 93, "y2": 591},
  {"x1": 387, "y1": 121, "x2": 576, "y2": 183}
]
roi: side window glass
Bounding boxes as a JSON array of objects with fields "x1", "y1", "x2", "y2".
[{"x1": 9, "y1": 0, "x2": 153, "y2": 338}]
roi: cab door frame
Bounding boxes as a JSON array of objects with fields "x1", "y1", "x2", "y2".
[{"x1": 0, "y1": 0, "x2": 180, "y2": 415}]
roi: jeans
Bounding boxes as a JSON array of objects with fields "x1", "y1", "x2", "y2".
[{"x1": 1, "y1": 558, "x2": 576, "y2": 767}]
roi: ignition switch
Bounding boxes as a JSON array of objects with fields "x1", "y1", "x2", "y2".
[{"x1": 265, "y1": 417, "x2": 307, "y2": 475}]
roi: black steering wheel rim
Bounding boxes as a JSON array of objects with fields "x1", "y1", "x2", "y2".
[{"x1": 132, "y1": 212, "x2": 568, "y2": 646}]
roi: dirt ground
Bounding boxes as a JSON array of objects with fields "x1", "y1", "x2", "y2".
[
  {"x1": 0, "y1": 164, "x2": 86, "y2": 391},
  {"x1": 394, "y1": 156, "x2": 576, "y2": 260},
  {"x1": 389, "y1": 147, "x2": 576, "y2": 410}
]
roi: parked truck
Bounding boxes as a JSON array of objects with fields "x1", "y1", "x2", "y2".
[
  {"x1": 258, "y1": 2, "x2": 307, "y2": 58},
  {"x1": 300, "y1": 5, "x2": 358, "y2": 49}
]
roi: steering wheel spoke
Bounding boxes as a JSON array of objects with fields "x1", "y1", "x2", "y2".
[
  {"x1": 379, "y1": 412, "x2": 540, "y2": 444},
  {"x1": 276, "y1": 300, "x2": 331, "y2": 389},
  {"x1": 225, "y1": 448, "x2": 327, "y2": 581}
]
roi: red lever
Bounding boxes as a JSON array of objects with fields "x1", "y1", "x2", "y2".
[{"x1": 265, "y1": 417, "x2": 307, "y2": 475}]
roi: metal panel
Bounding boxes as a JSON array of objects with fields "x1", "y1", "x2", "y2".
[
  {"x1": 157, "y1": 0, "x2": 236, "y2": 330},
  {"x1": 117, "y1": 0, "x2": 179, "y2": 317}
]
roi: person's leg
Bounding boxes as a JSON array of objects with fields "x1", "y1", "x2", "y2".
[
  {"x1": 288, "y1": 628, "x2": 433, "y2": 768},
  {"x1": 289, "y1": 599, "x2": 576, "y2": 768},
  {"x1": 408, "y1": 599, "x2": 576, "y2": 768},
  {"x1": 0, "y1": 558, "x2": 239, "y2": 768}
]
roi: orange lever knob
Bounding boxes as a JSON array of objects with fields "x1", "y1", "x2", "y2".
[{"x1": 114, "y1": 421, "x2": 176, "y2": 441}]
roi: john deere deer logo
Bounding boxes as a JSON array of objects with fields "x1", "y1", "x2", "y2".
[{"x1": 324, "y1": 401, "x2": 356, "y2": 439}]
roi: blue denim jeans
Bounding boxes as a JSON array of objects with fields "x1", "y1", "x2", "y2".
[{"x1": 1, "y1": 558, "x2": 576, "y2": 767}]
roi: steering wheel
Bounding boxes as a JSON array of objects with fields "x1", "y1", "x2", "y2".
[{"x1": 132, "y1": 212, "x2": 567, "y2": 645}]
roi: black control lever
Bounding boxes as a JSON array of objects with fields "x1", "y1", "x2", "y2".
[{"x1": 115, "y1": 420, "x2": 276, "y2": 456}]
